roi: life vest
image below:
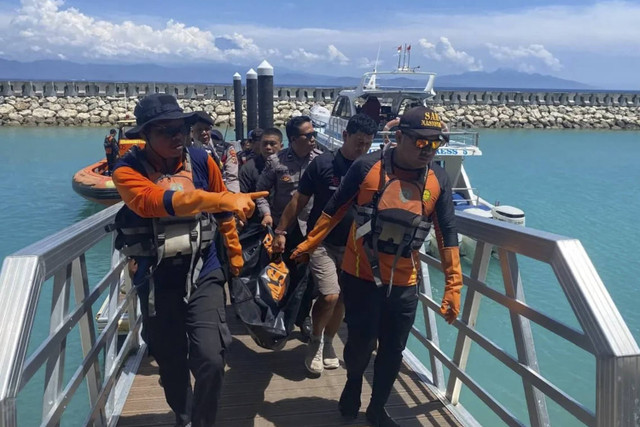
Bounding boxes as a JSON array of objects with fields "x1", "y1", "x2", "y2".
[
  {"x1": 108, "y1": 147, "x2": 216, "y2": 315},
  {"x1": 104, "y1": 136, "x2": 115, "y2": 155},
  {"x1": 354, "y1": 148, "x2": 432, "y2": 294}
]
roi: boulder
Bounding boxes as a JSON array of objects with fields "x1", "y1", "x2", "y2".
[
  {"x1": 0, "y1": 104, "x2": 16, "y2": 114},
  {"x1": 32, "y1": 108, "x2": 56, "y2": 119}
]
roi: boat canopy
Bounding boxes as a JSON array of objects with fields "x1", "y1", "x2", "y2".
[{"x1": 352, "y1": 70, "x2": 437, "y2": 99}]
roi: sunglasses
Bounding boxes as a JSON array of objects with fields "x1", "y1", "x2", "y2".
[
  {"x1": 415, "y1": 139, "x2": 442, "y2": 151},
  {"x1": 297, "y1": 131, "x2": 318, "y2": 141},
  {"x1": 403, "y1": 131, "x2": 443, "y2": 151},
  {"x1": 151, "y1": 123, "x2": 190, "y2": 138}
]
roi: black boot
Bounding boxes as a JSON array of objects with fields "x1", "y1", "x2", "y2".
[
  {"x1": 365, "y1": 406, "x2": 400, "y2": 427},
  {"x1": 338, "y1": 380, "x2": 361, "y2": 420}
]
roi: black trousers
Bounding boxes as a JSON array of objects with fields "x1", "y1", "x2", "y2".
[
  {"x1": 139, "y1": 264, "x2": 232, "y2": 426},
  {"x1": 106, "y1": 154, "x2": 117, "y2": 175},
  {"x1": 339, "y1": 271, "x2": 418, "y2": 413}
]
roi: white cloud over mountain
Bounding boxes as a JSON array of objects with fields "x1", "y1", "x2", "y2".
[
  {"x1": 419, "y1": 37, "x2": 483, "y2": 71},
  {"x1": 487, "y1": 43, "x2": 562, "y2": 72},
  {"x1": 0, "y1": 0, "x2": 639, "y2": 85}
]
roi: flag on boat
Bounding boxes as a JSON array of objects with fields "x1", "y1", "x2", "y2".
[{"x1": 397, "y1": 45, "x2": 402, "y2": 53}]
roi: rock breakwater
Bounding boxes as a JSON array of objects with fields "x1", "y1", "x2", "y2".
[{"x1": 0, "y1": 96, "x2": 638, "y2": 130}]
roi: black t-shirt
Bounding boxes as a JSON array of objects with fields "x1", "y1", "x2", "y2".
[{"x1": 298, "y1": 150, "x2": 354, "y2": 246}]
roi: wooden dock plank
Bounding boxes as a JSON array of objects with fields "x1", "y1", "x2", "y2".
[{"x1": 118, "y1": 306, "x2": 462, "y2": 427}]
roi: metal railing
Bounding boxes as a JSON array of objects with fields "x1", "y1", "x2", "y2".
[
  {"x1": 0, "y1": 203, "x2": 638, "y2": 426},
  {"x1": 405, "y1": 211, "x2": 640, "y2": 426},
  {"x1": 0, "y1": 204, "x2": 144, "y2": 427}
]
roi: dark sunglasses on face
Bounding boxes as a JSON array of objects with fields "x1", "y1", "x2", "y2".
[
  {"x1": 297, "y1": 131, "x2": 318, "y2": 141},
  {"x1": 404, "y1": 131, "x2": 443, "y2": 151},
  {"x1": 151, "y1": 123, "x2": 190, "y2": 138},
  {"x1": 415, "y1": 138, "x2": 442, "y2": 151}
]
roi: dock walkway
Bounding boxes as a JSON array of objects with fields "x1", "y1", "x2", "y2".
[{"x1": 117, "y1": 305, "x2": 461, "y2": 427}]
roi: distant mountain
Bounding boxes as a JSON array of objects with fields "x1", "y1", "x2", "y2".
[
  {"x1": 436, "y1": 69, "x2": 593, "y2": 90},
  {"x1": 0, "y1": 58, "x2": 593, "y2": 90}
]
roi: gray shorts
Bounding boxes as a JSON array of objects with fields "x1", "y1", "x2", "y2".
[{"x1": 309, "y1": 242, "x2": 345, "y2": 296}]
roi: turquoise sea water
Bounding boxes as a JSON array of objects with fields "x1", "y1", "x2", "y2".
[{"x1": 0, "y1": 127, "x2": 638, "y2": 426}]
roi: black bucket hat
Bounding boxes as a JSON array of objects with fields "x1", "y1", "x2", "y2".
[{"x1": 125, "y1": 94, "x2": 197, "y2": 139}]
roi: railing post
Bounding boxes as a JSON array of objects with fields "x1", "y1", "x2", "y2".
[
  {"x1": 104, "y1": 246, "x2": 121, "y2": 421},
  {"x1": 419, "y1": 265, "x2": 444, "y2": 388},
  {"x1": 42, "y1": 264, "x2": 72, "y2": 426},
  {"x1": 71, "y1": 255, "x2": 106, "y2": 427},
  {"x1": 446, "y1": 241, "x2": 492, "y2": 404},
  {"x1": 500, "y1": 249, "x2": 550, "y2": 426},
  {"x1": 596, "y1": 355, "x2": 640, "y2": 426}
]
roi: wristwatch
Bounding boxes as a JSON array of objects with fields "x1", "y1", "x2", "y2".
[{"x1": 274, "y1": 229, "x2": 287, "y2": 236}]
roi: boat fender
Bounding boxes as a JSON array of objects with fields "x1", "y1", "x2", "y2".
[{"x1": 491, "y1": 205, "x2": 526, "y2": 226}]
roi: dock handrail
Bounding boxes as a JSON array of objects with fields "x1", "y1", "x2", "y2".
[
  {"x1": 407, "y1": 211, "x2": 640, "y2": 426},
  {"x1": 0, "y1": 205, "x2": 638, "y2": 426},
  {"x1": 0, "y1": 203, "x2": 144, "y2": 427}
]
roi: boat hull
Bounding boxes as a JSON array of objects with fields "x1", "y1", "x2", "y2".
[{"x1": 72, "y1": 159, "x2": 121, "y2": 206}]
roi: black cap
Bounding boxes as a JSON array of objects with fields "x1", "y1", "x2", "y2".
[
  {"x1": 125, "y1": 94, "x2": 197, "y2": 138},
  {"x1": 248, "y1": 128, "x2": 263, "y2": 142},
  {"x1": 210, "y1": 129, "x2": 224, "y2": 141},
  {"x1": 398, "y1": 106, "x2": 444, "y2": 138},
  {"x1": 193, "y1": 110, "x2": 215, "y2": 126}
]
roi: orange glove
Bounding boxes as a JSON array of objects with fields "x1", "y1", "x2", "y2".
[
  {"x1": 173, "y1": 190, "x2": 268, "y2": 223},
  {"x1": 439, "y1": 246, "x2": 463, "y2": 324},
  {"x1": 217, "y1": 216, "x2": 243, "y2": 277},
  {"x1": 291, "y1": 212, "x2": 336, "y2": 261}
]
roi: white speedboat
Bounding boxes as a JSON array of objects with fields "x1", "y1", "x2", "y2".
[{"x1": 310, "y1": 59, "x2": 524, "y2": 258}]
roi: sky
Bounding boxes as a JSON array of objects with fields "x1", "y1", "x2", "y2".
[{"x1": 0, "y1": 0, "x2": 639, "y2": 88}]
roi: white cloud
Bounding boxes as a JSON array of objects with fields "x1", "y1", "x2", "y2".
[
  {"x1": 487, "y1": 43, "x2": 562, "y2": 71},
  {"x1": 327, "y1": 44, "x2": 349, "y2": 65},
  {"x1": 1, "y1": 0, "x2": 640, "y2": 85},
  {"x1": 284, "y1": 48, "x2": 322, "y2": 63},
  {"x1": 284, "y1": 45, "x2": 350, "y2": 65},
  {"x1": 1, "y1": 0, "x2": 269, "y2": 62},
  {"x1": 419, "y1": 37, "x2": 483, "y2": 71}
]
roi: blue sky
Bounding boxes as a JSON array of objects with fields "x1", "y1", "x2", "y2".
[{"x1": 1, "y1": 0, "x2": 639, "y2": 88}]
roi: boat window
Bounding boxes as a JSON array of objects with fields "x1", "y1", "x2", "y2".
[
  {"x1": 332, "y1": 97, "x2": 346, "y2": 116},
  {"x1": 332, "y1": 96, "x2": 352, "y2": 119}
]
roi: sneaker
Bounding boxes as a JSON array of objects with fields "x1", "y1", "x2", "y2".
[
  {"x1": 322, "y1": 339, "x2": 340, "y2": 369},
  {"x1": 365, "y1": 406, "x2": 400, "y2": 427},
  {"x1": 304, "y1": 336, "x2": 324, "y2": 376}
]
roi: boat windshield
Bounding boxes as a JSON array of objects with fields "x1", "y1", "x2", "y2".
[{"x1": 353, "y1": 95, "x2": 428, "y2": 124}]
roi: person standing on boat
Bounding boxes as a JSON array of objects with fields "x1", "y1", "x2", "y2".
[
  {"x1": 103, "y1": 128, "x2": 119, "y2": 176},
  {"x1": 291, "y1": 106, "x2": 463, "y2": 427},
  {"x1": 190, "y1": 111, "x2": 240, "y2": 193},
  {"x1": 112, "y1": 93, "x2": 267, "y2": 427},
  {"x1": 255, "y1": 115, "x2": 322, "y2": 338},
  {"x1": 239, "y1": 127, "x2": 283, "y2": 194},
  {"x1": 273, "y1": 113, "x2": 377, "y2": 376}
]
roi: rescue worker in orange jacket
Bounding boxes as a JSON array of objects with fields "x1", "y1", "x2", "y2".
[
  {"x1": 112, "y1": 93, "x2": 267, "y2": 426},
  {"x1": 291, "y1": 106, "x2": 463, "y2": 427}
]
